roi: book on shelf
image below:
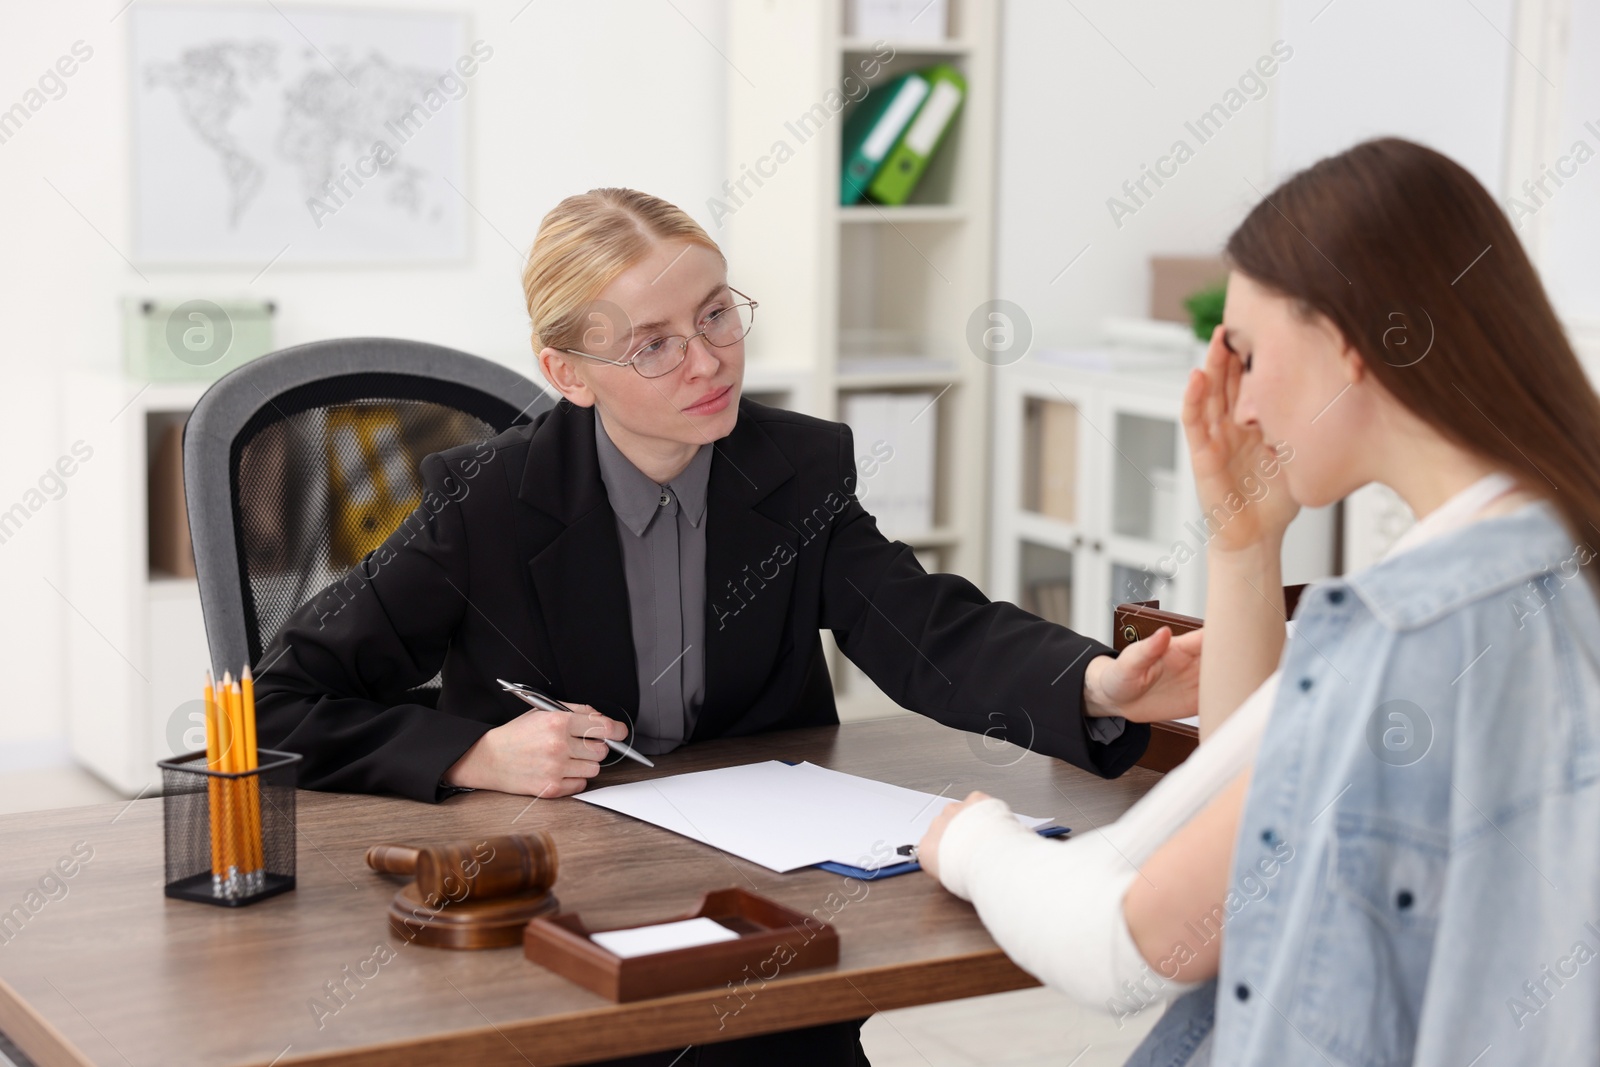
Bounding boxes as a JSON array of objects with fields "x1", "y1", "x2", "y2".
[
  {"x1": 866, "y1": 64, "x2": 965, "y2": 206},
  {"x1": 1022, "y1": 398, "x2": 1078, "y2": 524},
  {"x1": 840, "y1": 390, "x2": 937, "y2": 539},
  {"x1": 840, "y1": 71, "x2": 930, "y2": 205},
  {"x1": 839, "y1": 63, "x2": 965, "y2": 207}
]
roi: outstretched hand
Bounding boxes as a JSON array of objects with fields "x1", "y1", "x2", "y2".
[{"x1": 1085, "y1": 625, "x2": 1203, "y2": 723}]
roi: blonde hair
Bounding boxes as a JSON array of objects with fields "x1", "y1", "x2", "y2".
[{"x1": 522, "y1": 188, "x2": 725, "y2": 355}]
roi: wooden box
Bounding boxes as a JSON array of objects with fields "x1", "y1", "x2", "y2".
[{"x1": 524, "y1": 888, "x2": 839, "y2": 1002}]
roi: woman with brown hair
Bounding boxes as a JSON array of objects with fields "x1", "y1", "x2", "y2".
[{"x1": 917, "y1": 136, "x2": 1600, "y2": 1065}]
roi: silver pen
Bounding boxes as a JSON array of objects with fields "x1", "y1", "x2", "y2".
[{"x1": 495, "y1": 678, "x2": 655, "y2": 767}]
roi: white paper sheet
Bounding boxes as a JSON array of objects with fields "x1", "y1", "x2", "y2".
[
  {"x1": 575, "y1": 761, "x2": 1054, "y2": 873},
  {"x1": 590, "y1": 917, "x2": 740, "y2": 959}
]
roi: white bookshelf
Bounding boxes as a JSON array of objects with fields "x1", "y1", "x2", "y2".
[
  {"x1": 725, "y1": 0, "x2": 1000, "y2": 722},
  {"x1": 740, "y1": 363, "x2": 814, "y2": 413}
]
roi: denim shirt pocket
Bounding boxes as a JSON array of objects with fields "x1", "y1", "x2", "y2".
[{"x1": 1296, "y1": 812, "x2": 1448, "y2": 1067}]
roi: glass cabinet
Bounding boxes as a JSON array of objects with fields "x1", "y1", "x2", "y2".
[{"x1": 994, "y1": 361, "x2": 1204, "y2": 644}]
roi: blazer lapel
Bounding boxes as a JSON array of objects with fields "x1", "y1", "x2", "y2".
[
  {"x1": 696, "y1": 407, "x2": 800, "y2": 739},
  {"x1": 515, "y1": 399, "x2": 801, "y2": 740},
  {"x1": 519, "y1": 401, "x2": 639, "y2": 715}
]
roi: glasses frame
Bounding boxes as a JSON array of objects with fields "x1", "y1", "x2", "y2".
[{"x1": 559, "y1": 287, "x2": 758, "y2": 379}]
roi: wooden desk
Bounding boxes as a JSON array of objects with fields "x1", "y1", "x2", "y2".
[{"x1": 0, "y1": 717, "x2": 1159, "y2": 1067}]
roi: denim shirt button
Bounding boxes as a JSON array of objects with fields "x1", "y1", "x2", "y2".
[
  {"x1": 1327, "y1": 588, "x2": 1346, "y2": 605},
  {"x1": 1397, "y1": 889, "x2": 1414, "y2": 910},
  {"x1": 1235, "y1": 982, "x2": 1251, "y2": 1002},
  {"x1": 1298, "y1": 677, "x2": 1314, "y2": 692},
  {"x1": 1261, "y1": 828, "x2": 1279, "y2": 846}
]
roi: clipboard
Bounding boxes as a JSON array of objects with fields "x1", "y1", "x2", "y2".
[
  {"x1": 814, "y1": 825, "x2": 1072, "y2": 880},
  {"x1": 774, "y1": 761, "x2": 1072, "y2": 879}
]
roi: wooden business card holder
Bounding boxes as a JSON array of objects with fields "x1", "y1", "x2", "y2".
[{"x1": 523, "y1": 887, "x2": 840, "y2": 1002}]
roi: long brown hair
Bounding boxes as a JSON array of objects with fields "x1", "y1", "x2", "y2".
[{"x1": 1225, "y1": 137, "x2": 1600, "y2": 585}]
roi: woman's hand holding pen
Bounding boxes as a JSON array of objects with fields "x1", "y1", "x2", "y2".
[
  {"x1": 443, "y1": 704, "x2": 631, "y2": 798},
  {"x1": 1182, "y1": 323, "x2": 1299, "y2": 557}
]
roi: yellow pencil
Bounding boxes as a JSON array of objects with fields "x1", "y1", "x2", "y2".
[
  {"x1": 228, "y1": 677, "x2": 247, "y2": 896},
  {"x1": 217, "y1": 671, "x2": 238, "y2": 894},
  {"x1": 241, "y1": 664, "x2": 262, "y2": 889},
  {"x1": 202, "y1": 671, "x2": 224, "y2": 896}
]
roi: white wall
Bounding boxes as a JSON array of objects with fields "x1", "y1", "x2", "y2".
[
  {"x1": 0, "y1": 0, "x2": 729, "y2": 759},
  {"x1": 1538, "y1": 0, "x2": 1600, "y2": 328},
  {"x1": 993, "y1": 0, "x2": 1280, "y2": 347},
  {"x1": 1269, "y1": 0, "x2": 1516, "y2": 194}
]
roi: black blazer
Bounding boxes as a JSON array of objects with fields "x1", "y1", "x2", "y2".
[{"x1": 253, "y1": 397, "x2": 1148, "y2": 802}]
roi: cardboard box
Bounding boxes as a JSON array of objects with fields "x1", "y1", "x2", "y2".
[{"x1": 1149, "y1": 256, "x2": 1228, "y2": 325}]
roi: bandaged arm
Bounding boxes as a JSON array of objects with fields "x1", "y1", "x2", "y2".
[{"x1": 935, "y1": 671, "x2": 1275, "y2": 1009}]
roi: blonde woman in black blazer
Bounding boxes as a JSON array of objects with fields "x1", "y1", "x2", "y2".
[
  {"x1": 255, "y1": 188, "x2": 1201, "y2": 808},
  {"x1": 254, "y1": 187, "x2": 1202, "y2": 1067}
]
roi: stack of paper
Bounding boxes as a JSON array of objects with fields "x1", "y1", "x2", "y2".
[{"x1": 574, "y1": 761, "x2": 1054, "y2": 874}]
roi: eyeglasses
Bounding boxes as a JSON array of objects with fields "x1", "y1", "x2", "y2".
[{"x1": 560, "y1": 287, "x2": 758, "y2": 379}]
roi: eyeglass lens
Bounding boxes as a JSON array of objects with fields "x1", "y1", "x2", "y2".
[{"x1": 631, "y1": 302, "x2": 755, "y2": 378}]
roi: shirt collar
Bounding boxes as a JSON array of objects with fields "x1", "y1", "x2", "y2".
[
  {"x1": 1341, "y1": 497, "x2": 1578, "y2": 630},
  {"x1": 594, "y1": 408, "x2": 712, "y2": 536}
]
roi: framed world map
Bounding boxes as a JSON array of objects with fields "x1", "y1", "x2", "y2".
[{"x1": 131, "y1": 4, "x2": 475, "y2": 265}]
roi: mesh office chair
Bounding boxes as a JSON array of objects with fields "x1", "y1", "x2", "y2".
[{"x1": 183, "y1": 338, "x2": 553, "y2": 700}]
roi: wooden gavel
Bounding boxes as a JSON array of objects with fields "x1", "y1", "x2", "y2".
[{"x1": 366, "y1": 831, "x2": 559, "y2": 907}]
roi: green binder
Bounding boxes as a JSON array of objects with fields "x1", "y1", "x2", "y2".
[
  {"x1": 866, "y1": 63, "x2": 966, "y2": 206},
  {"x1": 840, "y1": 71, "x2": 931, "y2": 205}
]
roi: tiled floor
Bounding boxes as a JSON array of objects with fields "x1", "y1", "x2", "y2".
[
  {"x1": 861, "y1": 987, "x2": 1160, "y2": 1066},
  {"x1": 1, "y1": 766, "x2": 1162, "y2": 1066}
]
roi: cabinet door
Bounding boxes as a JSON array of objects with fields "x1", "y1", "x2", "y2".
[
  {"x1": 999, "y1": 376, "x2": 1102, "y2": 637},
  {"x1": 1096, "y1": 389, "x2": 1196, "y2": 621}
]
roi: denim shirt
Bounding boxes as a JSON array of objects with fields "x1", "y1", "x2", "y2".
[{"x1": 1130, "y1": 497, "x2": 1600, "y2": 1067}]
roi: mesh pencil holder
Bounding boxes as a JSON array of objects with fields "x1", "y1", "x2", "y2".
[{"x1": 157, "y1": 748, "x2": 302, "y2": 906}]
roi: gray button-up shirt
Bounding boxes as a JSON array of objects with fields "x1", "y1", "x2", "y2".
[{"x1": 593, "y1": 409, "x2": 711, "y2": 755}]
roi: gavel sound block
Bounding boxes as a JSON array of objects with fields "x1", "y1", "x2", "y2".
[{"x1": 365, "y1": 832, "x2": 560, "y2": 949}]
